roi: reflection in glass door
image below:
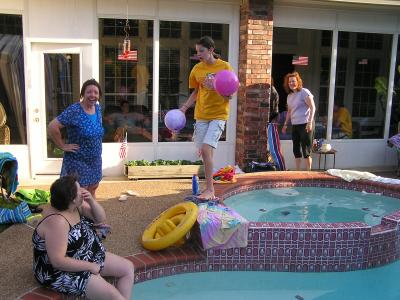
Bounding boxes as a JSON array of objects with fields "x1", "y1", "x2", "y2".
[{"x1": 44, "y1": 53, "x2": 80, "y2": 158}]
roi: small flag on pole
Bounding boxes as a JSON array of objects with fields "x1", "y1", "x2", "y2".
[
  {"x1": 292, "y1": 55, "x2": 309, "y2": 66},
  {"x1": 119, "y1": 133, "x2": 128, "y2": 159}
]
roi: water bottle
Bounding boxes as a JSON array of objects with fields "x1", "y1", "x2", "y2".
[{"x1": 192, "y1": 174, "x2": 199, "y2": 195}]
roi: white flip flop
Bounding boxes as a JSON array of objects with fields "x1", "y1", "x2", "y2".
[
  {"x1": 118, "y1": 194, "x2": 128, "y2": 201},
  {"x1": 126, "y1": 190, "x2": 140, "y2": 196}
]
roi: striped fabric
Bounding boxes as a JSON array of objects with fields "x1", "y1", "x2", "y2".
[
  {"x1": 267, "y1": 123, "x2": 286, "y2": 171},
  {"x1": 0, "y1": 200, "x2": 31, "y2": 224},
  {"x1": 119, "y1": 133, "x2": 128, "y2": 159},
  {"x1": 0, "y1": 152, "x2": 18, "y2": 200}
]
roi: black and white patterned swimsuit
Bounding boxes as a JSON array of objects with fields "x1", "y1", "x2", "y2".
[{"x1": 32, "y1": 213, "x2": 106, "y2": 296}]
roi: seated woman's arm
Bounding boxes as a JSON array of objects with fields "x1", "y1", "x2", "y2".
[
  {"x1": 44, "y1": 215, "x2": 101, "y2": 274},
  {"x1": 79, "y1": 189, "x2": 106, "y2": 224}
]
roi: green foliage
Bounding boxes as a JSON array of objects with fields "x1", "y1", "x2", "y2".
[
  {"x1": 375, "y1": 65, "x2": 400, "y2": 97},
  {"x1": 375, "y1": 76, "x2": 388, "y2": 97},
  {"x1": 374, "y1": 66, "x2": 400, "y2": 115},
  {"x1": 125, "y1": 159, "x2": 203, "y2": 166}
]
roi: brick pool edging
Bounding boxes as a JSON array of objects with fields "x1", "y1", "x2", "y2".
[{"x1": 20, "y1": 172, "x2": 400, "y2": 299}]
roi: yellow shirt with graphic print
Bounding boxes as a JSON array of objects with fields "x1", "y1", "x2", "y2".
[{"x1": 189, "y1": 59, "x2": 233, "y2": 121}]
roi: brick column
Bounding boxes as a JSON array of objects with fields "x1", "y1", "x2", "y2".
[{"x1": 236, "y1": 0, "x2": 274, "y2": 170}]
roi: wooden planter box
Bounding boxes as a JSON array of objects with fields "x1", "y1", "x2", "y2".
[{"x1": 124, "y1": 165, "x2": 204, "y2": 180}]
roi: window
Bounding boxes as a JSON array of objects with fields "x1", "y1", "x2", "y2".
[
  {"x1": 352, "y1": 58, "x2": 379, "y2": 118},
  {"x1": 334, "y1": 31, "x2": 392, "y2": 139},
  {"x1": 273, "y1": 27, "x2": 394, "y2": 141},
  {"x1": 160, "y1": 21, "x2": 181, "y2": 38},
  {"x1": 318, "y1": 56, "x2": 331, "y2": 117},
  {"x1": 356, "y1": 33, "x2": 383, "y2": 50},
  {"x1": 0, "y1": 14, "x2": 26, "y2": 145},
  {"x1": 190, "y1": 22, "x2": 223, "y2": 40},
  {"x1": 389, "y1": 37, "x2": 400, "y2": 137},
  {"x1": 44, "y1": 54, "x2": 80, "y2": 158},
  {"x1": 99, "y1": 19, "x2": 153, "y2": 143},
  {"x1": 100, "y1": 19, "x2": 230, "y2": 144},
  {"x1": 102, "y1": 19, "x2": 139, "y2": 37},
  {"x1": 272, "y1": 28, "x2": 332, "y2": 140}
]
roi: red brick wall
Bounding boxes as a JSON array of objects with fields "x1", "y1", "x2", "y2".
[{"x1": 236, "y1": 0, "x2": 274, "y2": 169}]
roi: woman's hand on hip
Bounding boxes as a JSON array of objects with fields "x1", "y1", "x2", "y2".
[{"x1": 62, "y1": 143, "x2": 80, "y2": 152}]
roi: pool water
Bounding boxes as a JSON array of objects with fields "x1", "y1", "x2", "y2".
[
  {"x1": 133, "y1": 260, "x2": 400, "y2": 300},
  {"x1": 223, "y1": 187, "x2": 400, "y2": 225}
]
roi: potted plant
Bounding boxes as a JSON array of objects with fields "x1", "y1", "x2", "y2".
[{"x1": 124, "y1": 159, "x2": 204, "y2": 180}]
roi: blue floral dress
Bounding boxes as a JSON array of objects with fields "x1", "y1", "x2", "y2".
[
  {"x1": 57, "y1": 103, "x2": 104, "y2": 186},
  {"x1": 32, "y1": 214, "x2": 106, "y2": 296}
]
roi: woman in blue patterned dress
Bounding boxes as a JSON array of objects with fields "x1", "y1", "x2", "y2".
[
  {"x1": 32, "y1": 176, "x2": 134, "y2": 299},
  {"x1": 48, "y1": 79, "x2": 104, "y2": 198}
]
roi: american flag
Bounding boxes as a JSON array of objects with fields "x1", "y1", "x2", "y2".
[
  {"x1": 358, "y1": 58, "x2": 368, "y2": 65},
  {"x1": 119, "y1": 133, "x2": 128, "y2": 159},
  {"x1": 292, "y1": 55, "x2": 309, "y2": 66},
  {"x1": 118, "y1": 50, "x2": 138, "y2": 61}
]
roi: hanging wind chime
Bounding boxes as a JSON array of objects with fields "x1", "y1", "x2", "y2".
[{"x1": 118, "y1": 2, "x2": 137, "y2": 61}]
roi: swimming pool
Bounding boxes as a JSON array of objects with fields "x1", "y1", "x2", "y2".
[
  {"x1": 224, "y1": 187, "x2": 400, "y2": 226},
  {"x1": 133, "y1": 260, "x2": 400, "y2": 300},
  {"x1": 21, "y1": 172, "x2": 400, "y2": 300}
]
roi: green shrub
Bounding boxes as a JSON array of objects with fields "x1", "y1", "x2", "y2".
[{"x1": 125, "y1": 159, "x2": 203, "y2": 166}]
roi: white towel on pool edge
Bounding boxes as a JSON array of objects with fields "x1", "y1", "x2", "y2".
[{"x1": 327, "y1": 169, "x2": 400, "y2": 184}]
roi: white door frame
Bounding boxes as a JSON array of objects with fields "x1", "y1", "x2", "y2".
[{"x1": 26, "y1": 39, "x2": 98, "y2": 177}]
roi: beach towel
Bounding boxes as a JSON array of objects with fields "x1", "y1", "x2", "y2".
[
  {"x1": 0, "y1": 152, "x2": 18, "y2": 201},
  {"x1": 0, "y1": 200, "x2": 31, "y2": 224},
  {"x1": 14, "y1": 189, "x2": 50, "y2": 206},
  {"x1": 197, "y1": 202, "x2": 249, "y2": 250},
  {"x1": 327, "y1": 169, "x2": 400, "y2": 184},
  {"x1": 267, "y1": 123, "x2": 286, "y2": 170},
  {"x1": 0, "y1": 152, "x2": 33, "y2": 223}
]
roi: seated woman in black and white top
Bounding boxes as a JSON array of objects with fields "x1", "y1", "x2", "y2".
[{"x1": 32, "y1": 176, "x2": 134, "y2": 299}]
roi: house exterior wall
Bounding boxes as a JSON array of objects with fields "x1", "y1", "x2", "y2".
[{"x1": 0, "y1": 0, "x2": 399, "y2": 179}]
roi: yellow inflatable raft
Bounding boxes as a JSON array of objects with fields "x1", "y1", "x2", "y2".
[{"x1": 142, "y1": 202, "x2": 198, "y2": 251}]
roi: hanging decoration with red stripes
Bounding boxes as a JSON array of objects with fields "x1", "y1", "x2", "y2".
[
  {"x1": 118, "y1": 1, "x2": 137, "y2": 61},
  {"x1": 292, "y1": 55, "x2": 308, "y2": 66}
]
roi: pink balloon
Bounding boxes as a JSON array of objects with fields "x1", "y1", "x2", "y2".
[
  {"x1": 214, "y1": 70, "x2": 239, "y2": 97},
  {"x1": 164, "y1": 109, "x2": 186, "y2": 133}
]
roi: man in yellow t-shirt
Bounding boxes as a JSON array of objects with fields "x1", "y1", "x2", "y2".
[
  {"x1": 180, "y1": 36, "x2": 234, "y2": 201},
  {"x1": 333, "y1": 104, "x2": 352, "y2": 139}
]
